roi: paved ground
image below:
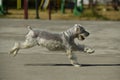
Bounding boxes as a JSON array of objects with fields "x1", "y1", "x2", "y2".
[{"x1": 0, "y1": 19, "x2": 120, "y2": 80}]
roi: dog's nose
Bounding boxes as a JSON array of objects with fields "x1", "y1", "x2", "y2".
[
  {"x1": 85, "y1": 32, "x2": 89, "y2": 37},
  {"x1": 88, "y1": 32, "x2": 90, "y2": 36}
]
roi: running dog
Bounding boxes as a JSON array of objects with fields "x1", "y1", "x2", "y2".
[{"x1": 10, "y1": 24, "x2": 94, "y2": 67}]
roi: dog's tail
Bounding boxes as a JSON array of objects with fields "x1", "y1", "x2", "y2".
[{"x1": 27, "y1": 26, "x2": 33, "y2": 31}]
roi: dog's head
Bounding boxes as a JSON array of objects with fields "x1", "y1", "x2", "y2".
[{"x1": 73, "y1": 24, "x2": 90, "y2": 40}]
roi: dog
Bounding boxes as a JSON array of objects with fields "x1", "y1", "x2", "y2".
[{"x1": 10, "y1": 24, "x2": 94, "y2": 67}]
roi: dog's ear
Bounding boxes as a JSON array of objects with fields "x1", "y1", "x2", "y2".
[
  {"x1": 75, "y1": 27, "x2": 80, "y2": 33},
  {"x1": 74, "y1": 24, "x2": 80, "y2": 33},
  {"x1": 27, "y1": 26, "x2": 33, "y2": 31}
]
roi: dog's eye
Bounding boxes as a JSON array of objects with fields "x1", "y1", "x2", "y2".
[{"x1": 80, "y1": 27, "x2": 85, "y2": 33}]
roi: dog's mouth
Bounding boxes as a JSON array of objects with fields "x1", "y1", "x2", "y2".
[
  {"x1": 80, "y1": 35, "x2": 85, "y2": 40},
  {"x1": 78, "y1": 35, "x2": 85, "y2": 40}
]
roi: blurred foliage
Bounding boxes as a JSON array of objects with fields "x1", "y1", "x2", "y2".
[{"x1": 1, "y1": 0, "x2": 120, "y2": 20}]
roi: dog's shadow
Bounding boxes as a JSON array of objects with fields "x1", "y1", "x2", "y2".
[{"x1": 24, "y1": 63, "x2": 120, "y2": 67}]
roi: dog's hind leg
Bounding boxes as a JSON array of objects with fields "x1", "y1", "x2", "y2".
[
  {"x1": 10, "y1": 42, "x2": 20, "y2": 56},
  {"x1": 10, "y1": 40, "x2": 37, "y2": 56}
]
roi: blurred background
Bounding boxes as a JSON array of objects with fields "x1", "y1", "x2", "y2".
[{"x1": 0, "y1": 0, "x2": 120, "y2": 20}]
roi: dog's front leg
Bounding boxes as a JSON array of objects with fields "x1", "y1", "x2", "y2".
[
  {"x1": 74, "y1": 44, "x2": 95, "y2": 54},
  {"x1": 66, "y1": 48, "x2": 80, "y2": 67}
]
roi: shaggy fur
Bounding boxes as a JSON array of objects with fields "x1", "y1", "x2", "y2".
[{"x1": 10, "y1": 24, "x2": 94, "y2": 67}]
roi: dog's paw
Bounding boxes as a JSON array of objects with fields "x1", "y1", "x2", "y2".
[
  {"x1": 9, "y1": 49, "x2": 17, "y2": 57},
  {"x1": 74, "y1": 64, "x2": 81, "y2": 67},
  {"x1": 9, "y1": 50, "x2": 14, "y2": 54},
  {"x1": 73, "y1": 63, "x2": 81, "y2": 67},
  {"x1": 9, "y1": 48, "x2": 19, "y2": 57},
  {"x1": 84, "y1": 47, "x2": 95, "y2": 54}
]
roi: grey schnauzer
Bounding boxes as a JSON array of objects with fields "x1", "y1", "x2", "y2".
[{"x1": 10, "y1": 24, "x2": 94, "y2": 67}]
